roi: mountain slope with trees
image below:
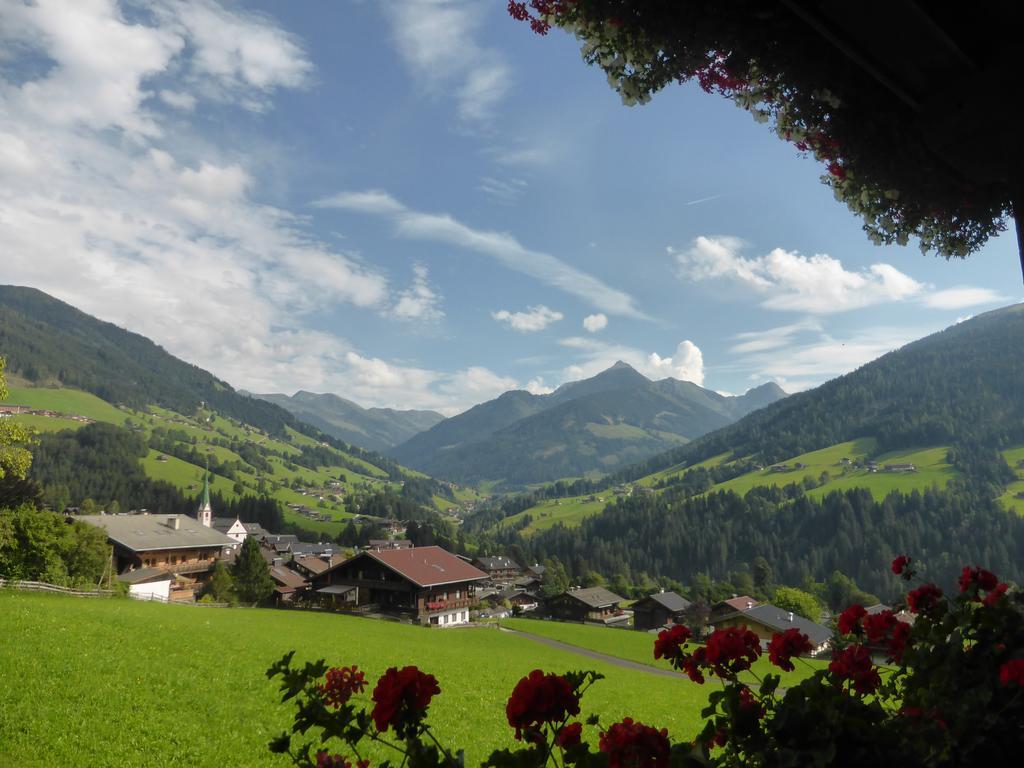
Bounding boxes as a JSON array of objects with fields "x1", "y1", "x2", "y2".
[
  {"x1": 253, "y1": 391, "x2": 444, "y2": 452},
  {"x1": 389, "y1": 362, "x2": 786, "y2": 487}
]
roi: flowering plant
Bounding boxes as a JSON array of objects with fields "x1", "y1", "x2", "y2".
[
  {"x1": 269, "y1": 557, "x2": 1024, "y2": 767},
  {"x1": 507, "y1": 1, "x2": 1016, "y2": 263}
]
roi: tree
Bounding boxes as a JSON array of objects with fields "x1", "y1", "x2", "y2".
[
  {"x1": 206, "y1": 560, "x2": 236, "y2": 603},
  {"x1": 510, "y1": 2, "x2": 1024, "y2": 276},
  {"x1": 232, "y1": 537, "x2": 274, "y2": 603},
  {"x1": 0, "y1": 358, "x2": 32, "y2": 482},
  {"x1": 771, "y1": 585, "x2": 822, "y2": 621},
  {"x1": 0, "y1": 506, "x2": 109, "y2": 586},
  {"x1": 752, "y1": 556, "x2": 773, "y2": 590}
]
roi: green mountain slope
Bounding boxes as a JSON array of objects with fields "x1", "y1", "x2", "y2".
[
  {"x1": 617, "y1": 304, "x2": 1024, "y2": 482},
  {"x1": 253, "y1": 390, "x2": 444, "y2": 452},
  {"x1": 389, "y1": 362, "x2": 787, "y2": 487},
  {"x1": 0, "y1": 286, "x2": 443, "y2": 537}
]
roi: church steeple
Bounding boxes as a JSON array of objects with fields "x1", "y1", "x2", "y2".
[{"x1": 197, "y1": 464, "x2": 212, "y2": 528}]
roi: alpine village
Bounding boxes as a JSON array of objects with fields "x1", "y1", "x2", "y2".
[{"x1": 3, "y1": 3, "x2": 1024, "y2": 768}]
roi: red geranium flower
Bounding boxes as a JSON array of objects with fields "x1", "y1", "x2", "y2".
[
  {"x1": 837, "y1": 604, "x2": 867, "y2": 635},
  {"x1": 829, "y1": 644, "x2": 881, "y2": 695},
  {"x1": 680, "y1": 646, "x2": 707, "y2": 684},
  {"x1": 555, "y1": 722, "x2": 583, "y2": 748},
  {"x1": 999, "y1": 659, "x2": 1024, "y2": 687},
  {"x1": 906, "y1": 583, "x2": 943, "y2": 615},
  {"x1": 599, "y1": 718, "x2": 671, "y2": 768},
  {"x1": 506, "y1": 670, "x2": 580, "y2": 741},
  {"x1": 704, "y1": 626, "x2": 762, "y2": 676},
  {"x1": 984, "y1": 583, "x2": 1009, "y2": 606},
  {"x1": 737, "y1": 685, "x2": 764, "y2": 719},
  {"x1": 653, "y1": 624, "x2": 691, "y2": 662},
  {"x1": 370, "y1": 666, "x2": 441, "y2": 734},
  {"x1": 959, "y1": 566, "x2": 999, "y2": 594},
  {"x1": 318, "y1": 665, "x2": 367, "y2": 708},
  {"x1": 767, "y1": 628, "x2": 812, "y2": 672},
  {"x1": 887, "y1": 620, "x2": 912, "y2": 663},
  {"x1": 891, "y1": 555, "x2": 911, "y2": 575},
  {"x1": 862, "y1": 610, "x2": 897, "y2": 642}
]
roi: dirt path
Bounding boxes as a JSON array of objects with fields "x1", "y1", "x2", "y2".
[{"x1": 498, "y1": 626, "x2": 686, "y2": 679}]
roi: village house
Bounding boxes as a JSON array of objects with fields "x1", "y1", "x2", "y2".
[
  {"x1": 367, "y1": 539, "x2": 413, "y2": 551},
  {"x1": 78, "y1": 513, "x2": 234, "y2": 599},
  {"x1": 632, "y1": 590, "x2": 693, "y2": 631},
  {"x1": 483, "y1": 585, "x2": 540, "y2": 612},
  {"x1": 269, "y1": 564, "x2": 309, "y2": 604},
  {"x1": 310, "y1": 545, "x2": 487, "y2": 627},
  {"x1": 546, "y1": 586, "x2": 629, "y2": 625},
  {"x1": 711, "y1": 602, "x2": 833, "y2": 655},
  {"x1": 472, "y1": 555, "x2": 522, "y2": 583},
  {"x1": 0, "y1": 404, "x2": 30, "y2": 414},
  {"x1": 290, "y1": 554, "x2": 347, "y2": 579},
  {"x1": 709, "y1": 595, "x2": 759, "y2": 622},
  {"x1": 212, "y1": 516, "x2": 248, "y2": 547}
]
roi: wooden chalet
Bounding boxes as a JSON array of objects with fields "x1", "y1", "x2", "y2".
[
  {"x1": 709, "y1": 595, "x2": 758, "y2": 622},
  {"x1": 311, "y1": 545, "x2": 487, "y2": 627},
  {"x1": 78, "y1": 513, "x2": 234, "y2": 600},
  {"x1": 472, "y1": 555, "x2": 522, "y2": 583},
  {"x1": 632, "y1": 590, "x2": 693, "y2": 631},
  {"x1": 546, "y1": 586, "x2": 629, "y2": 625},
  {"x1": 711, "y1": 603, "x2": 833, "y2": 655}
]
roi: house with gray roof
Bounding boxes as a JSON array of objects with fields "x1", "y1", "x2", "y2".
[
  {"x1": 546, "y1": 586, "x2": 629, "y2": 625},
  {"x1": 472, "y1": 555, "x2": 522, "y2": 582},
  {"x1": 712, "y1": 602, "x2": 833, "y2": 654},
  {"x1": 632, "y1": 590, "x2": 693, "y2": 631}
]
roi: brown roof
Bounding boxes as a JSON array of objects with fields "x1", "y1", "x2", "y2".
[
  {"x1": 293, "y1": 554, "x2": 346, "y2": 575},
  {"x1": 338, "y1": 546, "x2": 487, "y2": 588},
  {"x1": 720, "y1": 596, "x2": 758, "y2": 612},
  {"x1": 270, "y1": 565, "x2": 308, "y2": 590}
]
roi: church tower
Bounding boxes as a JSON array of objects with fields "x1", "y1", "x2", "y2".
[{"x1": 197, "y1": 469, "x2": 212, "y2": 528}]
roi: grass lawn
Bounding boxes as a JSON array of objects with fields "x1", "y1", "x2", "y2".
[
  {"x1": 6, "y1": 386, "x2": 129, "y2": 424},
  {"x1": 0, "y1": 593, "x2": 718, "y2": 767},
  {"x1": 500, "y1": 618, "x2": 824, "y2": 688},
  {"x1": 500, "y1": 495, "x2": 610, "y2": 535}
]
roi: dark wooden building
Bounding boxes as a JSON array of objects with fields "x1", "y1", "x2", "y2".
[
  {"x1": 311, "y1": 545, "x2": 487, "y2": 626},
  {"x1": 632, "y1": 590, "x2": 693, "y2": 631},
  {"x1": 472, "y1": 555, "x2": 522, "y2": 583},
  {"x1": 546, "y1": 586, "x2": 628, "y2": 625}
]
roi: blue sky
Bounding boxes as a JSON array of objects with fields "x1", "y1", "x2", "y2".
[{"x1": 1, "y1": 1, "x2": 1018, "y2": 415}]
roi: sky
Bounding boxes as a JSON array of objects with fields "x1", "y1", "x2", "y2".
[{"x1": 1, "y1": 0, "x2": 1019, "y2": 416}]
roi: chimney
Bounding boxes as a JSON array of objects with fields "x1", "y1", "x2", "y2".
[
  {"x1": 787, "y1": 612, "x2": 794, "y2": 622},
  {"x1": 166, "y1": 515, "x2": 180, "y2": 530},
  {"x1": 746, "y1": 600, "x2": 753, "y2": 610}
]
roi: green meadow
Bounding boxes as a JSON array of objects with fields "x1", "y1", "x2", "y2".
[
  {"x1": 6, "y1": 385, "x2": 129, "y2": 424},
  {"x1": 997, "y1": 446, "x2": 1024, "y2": 516},
  {"x1": 500, "y1": 618, "x2": 824, "y2": 688},
  {"x1": 0, "y1": 593, "x2": 720, "y2": 768}
]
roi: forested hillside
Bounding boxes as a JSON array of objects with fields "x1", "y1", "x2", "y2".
[
  {"x1": 618, "y1": 304, "x2": 1024, "y2": 480},
  {"x1": 390, "y1": 361, "x2": 786, "y2": 486}
]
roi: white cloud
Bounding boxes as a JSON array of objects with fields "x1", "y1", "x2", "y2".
[
  {"x1": 558, "y1": 337, "x2": 705, "y2": 386},
  {"x1": 154, "y1": 0, "x2": 313, "y2": 109},
  {"x1": 392, "y1": 264, "x2": 444, "y2": 322},
  {"x1": 493, "y1": 305, "x2": 563, "y2": 332},
  {"x1": 582, "y1": 313, "x2": 608, "y2": 333},
  {"x1": 525, "y1": 377, "x2": 554, "y2": 395},
  {"x1": 729, "y1": 318, "x2": 822, "y2": 354},
  {"x1": 920, "y1": 287, "x2": 1007, "y2": 310},
  {"x1": 382, "y1": 0, "x2": 510, "y2": 123},
  {"x1": 159, "y1": 89, "x2": 197, "y2": 111},
  {"x1": 479, "y1": 176, "x2": 527, "y2": 204},
  {"x1": 647, "y1": 341, "x2": 705, "y2": 386},
  {"x1": 673, "y1": 236, "x2": 925, "y2": 314},
  {"x1": 316, "y1": 190, "x2": 647, "y2": 318}
]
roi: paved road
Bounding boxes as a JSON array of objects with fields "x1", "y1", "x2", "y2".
[{"x1": 498, "y1": 626, "x2": 686, "y2": 679}]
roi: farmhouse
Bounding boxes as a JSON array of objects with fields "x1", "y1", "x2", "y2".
[
  {"x1": 311, "y1": 545, "x2": 487, "y2": 627},
  {"x1": 632, "y1": 590, "x2": 693, "y2": 631},
  {"x1": 711, "y1": 603, "x2": 832, "y2": 655},
  {"x1": 709, "y1": 595, "x2": 758, "y2": 622},
  {"x1": 79, "y1": 513, "x2": 235, "y2": 598},
  {"x1": 472, "y1": 555, "x2": 522, "y2": 583},
  {"x1": 546, "y1": 586, "x2": 629, "y2": 625}
]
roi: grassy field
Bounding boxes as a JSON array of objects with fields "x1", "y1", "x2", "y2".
[
  {"x1": 996, "y1": 446, "x2": 1024, "y2": 516},
  {"x1": 6, "y1": 385, "x2": 129, "y2": 424},
  {"x1": 500, "y1": 618, "x2": 824, "y2": 688},
  {"x1": 704, "y1": 440, "x2": 955, "y2": 501},
  {"x1": 500, "y1": 494, "x2": 610, "y2": 535},
  {"x1": 0, "y1": 593, "x2": 721, "y2": 767}
]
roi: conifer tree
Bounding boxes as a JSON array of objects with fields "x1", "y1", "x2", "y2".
[{"x1": 232, "y1": 537, "x2": 273, "y2": 603}]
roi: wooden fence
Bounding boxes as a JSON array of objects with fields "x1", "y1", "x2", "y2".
[{"x1": 0, "y1": 578, "x2": 114, "y2": 597}]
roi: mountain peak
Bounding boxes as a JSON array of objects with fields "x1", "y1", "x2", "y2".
[{"x1": 609, "y1": 360, "x2": 635, "y2": 371}]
